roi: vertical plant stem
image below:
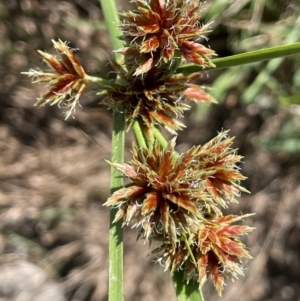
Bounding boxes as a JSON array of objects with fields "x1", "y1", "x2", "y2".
[
  {"x1": 99, "y1": 0, "x2": 124, "y2": 300},
  {"x1": 108, "y1": 111, "x2": 125, "y2": 301},
  {"x1": 99, "y1": 0, "x2": 123, "y2": 60}
]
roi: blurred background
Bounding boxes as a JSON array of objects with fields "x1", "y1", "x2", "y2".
[{"x1": 0, "y1": 0, "x2": 300, "y2": 300}]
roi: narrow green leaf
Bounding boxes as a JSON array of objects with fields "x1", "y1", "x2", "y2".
[
  {"x1": 99, "y1": 0, "x2": 123, "y2": 53},
  {"x1": 242, "y1": 28, "x2": 300, "y2": 103},
  {"x1": 178, "y1": 43, "x2": 300, "y2": 74}
]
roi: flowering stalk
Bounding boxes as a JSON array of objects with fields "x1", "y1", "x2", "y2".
[
  {"x1": 133, "y1": 120, "x2": 148, "y2": 150},
  {"x1": 99, "y1": 1, "x2": 125, "y2": 301}
]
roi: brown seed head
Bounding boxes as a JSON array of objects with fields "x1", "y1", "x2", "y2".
[
  {"x1": 24, "y1": 39, "x2": 88, "y2": 119},
  {"x1": 100, "y1": 60, "x2": 215, "y2": 134},
  {"x1": 152, "y1": 214, "x2": 254, "y2": 295},
  {"x1": 119, "y1": 0, "x2": 217, "y2": 75},
  {"x1": 104, "y1": 132, "x2": 248, "y2": 245}
]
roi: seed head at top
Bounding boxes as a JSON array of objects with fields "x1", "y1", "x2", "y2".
[{"x1": 119, "y1": 0, "x2": 217, "y2": 75}]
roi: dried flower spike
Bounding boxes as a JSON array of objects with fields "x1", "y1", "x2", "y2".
[
  {"x1": 152, "y1": 214, "x2": 253, "y2": 295},
  {"x1": 23, "y1": 39, "x2": 89, "y2": 119},
  {"x1": 104, "y1": 131, "x2": 248, "y2": 245},
  {"x1": 119, "y1": 0, "x2": 217, "y2": 75}
]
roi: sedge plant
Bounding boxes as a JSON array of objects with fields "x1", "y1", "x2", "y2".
[{"x1": 22, "y1": 0, "x2": 300, "y2": 300}]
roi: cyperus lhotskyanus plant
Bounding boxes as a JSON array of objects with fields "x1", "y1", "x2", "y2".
[
  {"x1": 22, "y1": 0, "x2": 251, "y2": 298},
  {"x1": 23, "y1": 0, "x2": 300, "y2": 299}
]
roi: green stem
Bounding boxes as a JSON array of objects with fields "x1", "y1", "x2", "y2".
[
  {"x1": 132, "y1": 120, "x2": 147, "y2": 150},
  {"x1": 99, "y1": 0, "x2": 124, "y2": 301},
  {"x1": 173, "y1": 270, "x2": 205, "y2": 301},
  {"x1": 153, "y1": 127, "x2": 168, "y2": 149},
  {"x1": 178, "y1": 42, "x2": 300, "y2": 74},
  {"x1": 108, "y1": 109, "x2": 125, "y2": 301},
  {"x1": 99, "y1": 0, "x2": 123, "y2": 59},
  {"x1": 87, "y1": 75, "x2": 123, "y2": 89}
]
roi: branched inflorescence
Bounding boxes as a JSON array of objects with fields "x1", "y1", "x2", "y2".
[
  {"x1": 99, "y1": 0, "x2": 217, "y2": 134},
  {"x1": 102, "y1": 1, "x2": 253, "y2": 294},
  {"x1": 24, "y1": 0, "x2": 253, "y2": 295}
]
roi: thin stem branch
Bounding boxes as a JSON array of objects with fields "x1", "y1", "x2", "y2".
[
  {"x1": 132, "y1": 120, "x2": 147, "y2": 149},
  {"x1": 153, "y1": 127, "x2": 168, "y2": 149},
  {"x1": 87, "y1": 75, "x2": 123, "y2": 89}
]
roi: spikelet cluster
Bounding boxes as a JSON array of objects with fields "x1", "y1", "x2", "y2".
[
  {"x1": 101, "y1": 63, "x2": 214, "y2": 133},
  {"x1": 99, "y1": 0, "x2": 217, "y2": 134},
  {"x1": 105, "y1": 131, "x2": 253, "y2": 294},
  {"x1": 23, "y1": 39, "x2": 89, "y2": 119},
  {"x1": 119, "y1": 0, "x2": 216, "y2": 75}
]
